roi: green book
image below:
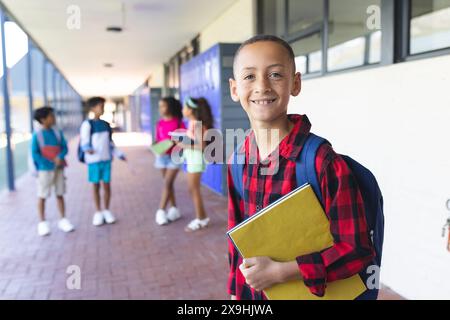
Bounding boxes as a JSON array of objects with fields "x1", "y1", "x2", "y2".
[{"x1": 150, "y1": 139, "x2": 174, "y2": 155}]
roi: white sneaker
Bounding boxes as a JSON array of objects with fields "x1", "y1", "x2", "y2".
[
  {"x1": 58, "y1": 218, "x2": 75, "y2": 233},
  {"x1": 92, "y1": 212, "x2": 104, "y2": 226},
  {"x1": 38, "y1": 221, "x2": 50, "y2": 236},
  {"x1": 167, "y1": 207, "x2": 181, "y2": 222},
  {"x1": 103, "y1": 210, "x2": 116, "y2": 224},
  {"x1": 155, "y1": 209, "x2": 169, "y2": 225}
]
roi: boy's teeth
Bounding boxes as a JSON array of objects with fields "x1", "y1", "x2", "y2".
[{"x1": 253, "y1": 99, "x2": 274, "y2": 105}]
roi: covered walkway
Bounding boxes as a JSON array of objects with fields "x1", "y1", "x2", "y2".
[
  {"x1": 0, "y1": 133, "x2": 402, "y2": 300},
  {"x1": 0, "y1": 133, "x2": 228, "y2": 299}
]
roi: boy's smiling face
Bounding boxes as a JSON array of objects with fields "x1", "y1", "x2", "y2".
[{"x1": 229, "y1": 41, "x2": 301, "y2": 124}]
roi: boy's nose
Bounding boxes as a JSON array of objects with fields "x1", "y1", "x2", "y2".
[{"x1": 254, "y1": 78, "x2": 272, "y2": 94}]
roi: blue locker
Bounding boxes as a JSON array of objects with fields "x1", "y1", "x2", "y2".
[{"x1": 180, "y1": 43, "x2": 250, "y2": 195}]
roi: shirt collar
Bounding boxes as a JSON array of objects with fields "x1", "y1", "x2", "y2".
[{"x1": 243, "y1": 114, "x2": 312, "y2": 163}]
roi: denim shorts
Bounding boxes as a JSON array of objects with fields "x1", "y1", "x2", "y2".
[{"x1": 154, "y1": 154, "x2": 182, "y2": 170}]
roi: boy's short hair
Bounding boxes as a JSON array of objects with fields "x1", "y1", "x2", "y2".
[
  {"x1": 87, "y1": 96, "x2": 106, "y2": 109},
  {"x1": 34, "y1": 106, "x2": 54, "y2": 124},
  {"x1": 233, "y1": 34, "x2": 296, "y2": 74}
]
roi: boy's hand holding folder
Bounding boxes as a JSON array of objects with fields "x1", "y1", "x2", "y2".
[
  {"x1": 239, "y1": 257, "x2": 282, "y2": 292},
  {"x1": 227, "y1": 183, "x2": 367, "y2": 300},
  {"x1": 239, "y1": 257, "x2": 303, "y2": 293}
]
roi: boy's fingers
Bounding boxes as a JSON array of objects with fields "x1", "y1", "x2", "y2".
[
  {"x1": 243, "y1": 258, "x2": 257, "y2": 268},
  {"x1": 239, "y1": 262, "x2": 251, "y2": 273}
]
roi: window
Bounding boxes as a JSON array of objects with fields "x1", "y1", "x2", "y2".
[
  {"x1": 164, "y1": 35, "x2": 199, "y2": 93},
  {"x1": 258, "y1": 0, "x2": 284, "y2": 35},
  {"x1": 53, "y1": 71, "x2": 62, "y2": 125},
  {"x1": 328, "y1": 0, "x2": 381, "y2": 72},
  {"x1": 0, "y1": 10, "x2": 5, "y2": 192},
  {"x1": 5, "y1": 20, "x2": 31, "y2": 180},
  {"x1": 45, "y1": 62, "x2": 54, "y2": 106},
  {"x1": 60, "y1": 80, "x2": 68, "y2": 128},
  {"x1": 291, "y1": 33, "x2": 323, "y2": 74},
  {"x1": 410, "y1": 0, "x2": 450, "y2": 55},
  {"x1": 369, "y1": 30, "x2": 382, "y2": 64},
  {"x1": 30, "y1": 46, "x2": 45, "y2": 110},
  {"x1": 288, "y1": 0, "x2": 323, "y2": 35},
  {"x1": 0, "y1": 10, "x2": 81, "y2": 191},
  {"x1": 259, "y1": 0, "x2": 323, "y2": 37},
  {"x1": 258, "y1": 0, "x2": 382, "y2": 76}
]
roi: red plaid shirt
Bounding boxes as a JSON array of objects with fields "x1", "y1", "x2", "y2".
[{"x1": 227, "y1": 114, "x2": 375, "y2": 300}]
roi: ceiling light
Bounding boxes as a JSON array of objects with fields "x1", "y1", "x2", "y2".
[{"x1": 106, "y1": 26, "x2": 122, "y2": 33}]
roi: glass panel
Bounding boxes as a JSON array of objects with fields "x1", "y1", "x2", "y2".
[
  {"x1": 369, "y1": 30, "x2": 382, "y2": 64},
  {"x1": 54, "y1": 71, "x2": 61, "y2": 126},
  {"x1": 328, "y1": 37, "x2": 365, "y2": 72},
  {"x1": 328, "y1": 0, "x2": 382, "y2": 71},
  {"x1": 294, "y1": 56, "x2": 307, "y2": 75},
  {"x1": 291, "y1": 33, "x2": 322, "y2": 74},
  {"x1": 60, "y1": 80, "x2": 67, "y2": 129},
  {"x1": 30, "y1": 46, "x2": 45, "y2": 111},
  {"x1": 5, "y1": 21, "x2": 31, "y2": 181},
  {"x1": 288, "y1": 0, "x2": 323, "y2": 35},
  {"x1": 0, "y1": 11, "x2": 5, "y2": 191},
  {"x1": 410, "y1": 0, "x2": 450, "y2": 54},
  {"x1": 45, "y1": 62, "x2": 54, "y2": 107},
  {"x1": 259, "y1": 0, "x2": 286, "y2": 36}
]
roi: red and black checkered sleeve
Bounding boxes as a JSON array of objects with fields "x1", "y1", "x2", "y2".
[
  {"x1": 226, "y1": 165, "x2": 245, "y2": 296},
  {"x1": 296, "y1": 144, "x2": 375, "y2": 297}
]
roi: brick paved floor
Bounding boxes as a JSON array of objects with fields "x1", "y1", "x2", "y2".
[{"x1": 0, "y1": 133, "x2": 404, "y2": 300}]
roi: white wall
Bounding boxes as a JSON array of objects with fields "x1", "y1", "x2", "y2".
[
  {"x1": 200, "y1": 0, "x2": 256, "y2": 52},
  {"x1": 288, "y1": 55, "x2": 450, "y2": 300}
]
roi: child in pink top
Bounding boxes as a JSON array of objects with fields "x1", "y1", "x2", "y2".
[
  {"x1": 156, "y1": 117, "x2": 185, "y2": 154},
  {"x1": 154, "y1": 97, "x2": 185, "y2": 226}
]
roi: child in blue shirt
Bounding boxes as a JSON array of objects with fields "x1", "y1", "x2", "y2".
[
  {"x1": 32, "y1": 106, "x2": 74, "y2": 236},
  {"x1": 79, "y1": 97, "x2": 126, "y2": 226}
]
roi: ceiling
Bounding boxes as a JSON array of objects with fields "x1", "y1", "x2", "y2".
[{"x1": 1, "y1": 0, "x2": 237, "y2": 98}]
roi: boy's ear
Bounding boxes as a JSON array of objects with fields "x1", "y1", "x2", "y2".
[
  {"x1": 291, "y1": 72, "x2": 302, "y2": 97},
  {"x1": 229, "y1": 78, "x2": 240, "y2": 102}
]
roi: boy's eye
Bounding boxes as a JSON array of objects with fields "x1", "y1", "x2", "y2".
[
  {"x1": 243, "y1": 74, "x2": 255, "y2": 80},
  {"x1": 269, "y1": 72, "x2": 282, "y2": 79}
]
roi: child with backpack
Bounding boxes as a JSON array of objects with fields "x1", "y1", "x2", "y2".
[
  {"x1": 154, "y1": 97, "x2": 186, "y2": 226},
  {"x1": 31, "y1": 106, "x2": 74, "y2": 236},
  {"x1": 227, "y1": 35, "x2": 383, "y2": 300},
  {"x1": 175, "y1": 97, "x2": 214, "y2": 232},
  {"x1": 79, "y1": 97, "x2": 126, "y2": 227}
]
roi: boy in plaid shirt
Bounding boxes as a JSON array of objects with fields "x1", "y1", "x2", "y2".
[{"x1": 227, "y1": 35, "x2": 375, "y2": 300}]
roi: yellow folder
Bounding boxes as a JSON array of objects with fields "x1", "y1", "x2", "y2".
[{"x1": 227, "y1": 184, "x2": 367, "y2": 300}]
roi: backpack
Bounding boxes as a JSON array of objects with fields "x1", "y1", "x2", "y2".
[
  {"x1": 28, "y1": 128, "x2": 64, "y2": 177},
  {"x1": 77, "y1": 119, "x2": 113, "y2": 163},
  {"x1": 78, "y1": 119, "x2": 93, "y2": 163},
  {"x1": 229, "y1": 133, "x2": 384, "y2": 300}
]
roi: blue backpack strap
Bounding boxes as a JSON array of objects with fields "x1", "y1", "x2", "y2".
[
  {"x1": 230, "y1": 141, "x2": 245, "y2": 200},
  {"x1": 296, "y1": 133, "x2": 327, "y2": 204},
  {"x1": 87, "y1": 119, "x2": 95, "y2": 146}
]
